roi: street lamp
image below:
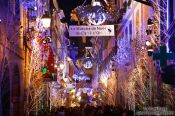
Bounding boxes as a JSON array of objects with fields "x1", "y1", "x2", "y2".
[
  {"x1": 145, "y1": 40, "x2": 152, "y2": 47},
  {"x1": 145, "y1": 40, "x2": 154, "y2": 56},
  {"x1": 41, "y1": 11, "x2": 51, "y2": 28}
]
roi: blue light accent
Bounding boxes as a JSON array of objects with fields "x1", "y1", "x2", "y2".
[
  {"x1": 68, "y1": 46, "x2": 78, "y2": 63},
  {"x1": 26, "y1": 1, "x2": 37, "y2": 9}
]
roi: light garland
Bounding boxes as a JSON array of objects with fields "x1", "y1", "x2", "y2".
[
  {"x1": 100, "y1": 71, "x2": 110, "y2": 87},
  {"x1": 30, "y1": 36, "x2": 43, "y2": 73}
]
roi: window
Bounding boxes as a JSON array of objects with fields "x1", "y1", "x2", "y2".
[{"x1": 136, "y1": 10, "x2": 140, "y2": 28}]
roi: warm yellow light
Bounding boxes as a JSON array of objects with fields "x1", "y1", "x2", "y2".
[
  {"x1": 41, "y1": 18, "x2": 51, "y2": 28},
  {"x1": 145, "y1": 40, "x2": 151, "y2": 47},
  {"x1": 41, "y1": 12, "x2": 51, "y2": 28},
  {"x1": 100, "y1": 74, "x2": 108, "y2": 87},
  {"x1": 78, "y1": 96, "x2": 81, "y2": 101},
  {"x1": 71, "y1": 89, "x2": 76, "y2": 93}
]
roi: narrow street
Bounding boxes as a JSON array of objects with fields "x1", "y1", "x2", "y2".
[{"x1": 0, "y1": 0, "x2": 175, "y2": 116}]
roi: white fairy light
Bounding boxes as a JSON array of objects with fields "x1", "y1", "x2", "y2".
[
  {"x1": 54, "y1": 64, "x2": 58, "y2": 68},
  {"x1": 59, "y1": 63, "x2": 65, "y2": 70}
]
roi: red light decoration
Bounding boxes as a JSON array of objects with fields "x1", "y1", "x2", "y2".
[{"x1": 42, "y1": 46, "x2": 56, "y2": 81}]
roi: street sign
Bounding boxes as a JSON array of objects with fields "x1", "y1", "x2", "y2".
[{"x1": 69, "y1": 25, "x2": 115, "y2": 37}]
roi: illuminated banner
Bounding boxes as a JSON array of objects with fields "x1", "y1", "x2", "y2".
[{"x1": 69, "y1": 25, "x2": 115, "y2": 37}]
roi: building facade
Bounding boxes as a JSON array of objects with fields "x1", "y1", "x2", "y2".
[
  {"x1": 98, "y1": 0, "x2": 156, "y2": 110},
  {"x1": 0, "y1": 0, "x2": 27, "y2": 116}
]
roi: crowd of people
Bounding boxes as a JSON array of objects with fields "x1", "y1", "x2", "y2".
[{"x1": 55, "y1": 105, "x2": 134, "y2": 116}]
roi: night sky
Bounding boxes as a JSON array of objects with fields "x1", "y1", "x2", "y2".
[
  {"x1": 56, "y1": 0, "x2": 92, "y2": 58},
  {"x1": 57, "y1": 0, "x2": 92, "y2": 23}
]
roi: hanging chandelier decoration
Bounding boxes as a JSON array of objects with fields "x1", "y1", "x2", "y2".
[
  {"x1": 71, "y1": 1, "x2": 113, "y2": 25},
  {"x1": 83, "y1": 58, "x2": 93, "y2": 69},
  {"x1": 83, "y1": 47, "x2": 94, "y2": 69}
]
